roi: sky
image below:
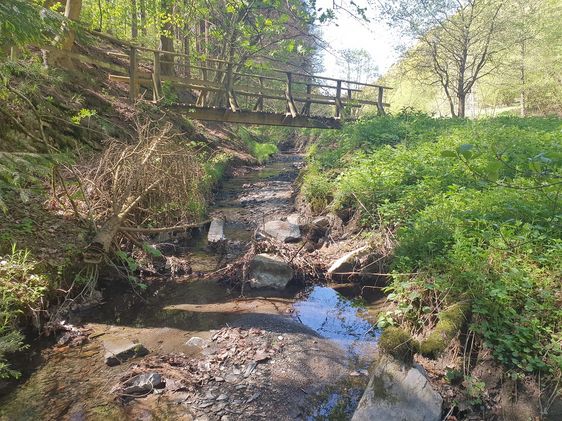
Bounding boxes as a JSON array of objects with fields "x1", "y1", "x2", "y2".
[{"x1": 315, "y1": 0, "x2": 401, "y2": 80}]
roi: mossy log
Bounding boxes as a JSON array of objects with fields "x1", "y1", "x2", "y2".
[
  {"x1": 379, "y1": 326, "x2": 419, "y2": 365},
  {"x1": 419, "y1": 301, "x2": 471, "y2": 358}
]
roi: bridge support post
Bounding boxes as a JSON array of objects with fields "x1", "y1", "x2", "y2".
[
  {"x1": 377, "y1": 86, "x2": 386, "y2": 116},
  {"x1": 152, "y1": 51, "x2": 163, "y2": 102},
  {"x1": 285, "y1": 72, "x2": 298, "y2": 118},
  {"x1": 128, "y1": 46, "x2": 139, "y2": 102},
  {"x1": 301, "y1": 83, "x2": 312, "y2": 116},
  {"x1": 335, "y1": 80, "x2": 343, "y2": 119}
]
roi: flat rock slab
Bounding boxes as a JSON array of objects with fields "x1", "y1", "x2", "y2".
[
  {"x1": 208, "y1": 218, "x2": 226, "y2": 243},
  {"x1": 327, "y1": 246, "x2": 369, "y2": 277},
  {"x1": 263, "y1": 220, "x2": 301, "y2": 243},
  {"x1": 352, "y1": 353, "x2": 442, "y2": 421},
  {"x1": 103, "y1": 337, "x2": 149, "y2": 366},
  {"x1": 248, "y1": 253, "x2": 293, "y2": 289}
]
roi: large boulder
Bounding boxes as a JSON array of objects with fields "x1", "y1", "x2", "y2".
[
  {"x1": 352, "y1": 353, "x2": 442, "y2": 421},
  {"x1": 263, "y1": 220, "x2": 301, "y2": 243},
  {"x1": 207, "y1": 218, "x2": 226, "y2": 244},
  {"x1": 248, "y1": 254, "x2": 293, "y2": 289},
  {"x1": 103, "y1": 338, "x2": 149, "y2": 366}
]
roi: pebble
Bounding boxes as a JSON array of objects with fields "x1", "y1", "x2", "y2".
[{"x1": 224, "y1": 374, "x2": 239, "y2": 383}]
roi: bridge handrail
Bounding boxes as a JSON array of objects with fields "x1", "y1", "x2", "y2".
[{"x1": 85, "y1": 29, "x2": 390, "y2": 117}]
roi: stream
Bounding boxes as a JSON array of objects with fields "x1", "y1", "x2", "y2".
[{"x1": 0, "y1": 152, "x2": 384, "y2": 421}]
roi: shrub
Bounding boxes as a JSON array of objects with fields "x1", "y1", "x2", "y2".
[
  {"x1": 307, "y1": 114, "x2": 562, "y2": 373},
  {"x1": 0, "y1": 245, "x2": 48, "y2": 378}
]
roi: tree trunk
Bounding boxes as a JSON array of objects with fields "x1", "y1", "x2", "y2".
[
  {"x1": 60, "y1": 0, "x2": 82, "y2": 51},
  {"x1": 457, "y1": 93, "x2": 466, "y2": 118},
  {"x1": 47, "y1": 0, "x2": 82, "y2": 67},
  {"x1": 182, "y1": 0, "x2": 191, "y2": 78},
  {"x1": 159, "y1": 0, "x2": 175, "y2": 76},
  {"x1": 83, "y1": 214, "x2": 123, "y2": 263},
  {"x1": 520, "y1": 40, "x2": 526, "y2": 117},
  {"x1": 131, "y1": 0, "x2": 138, "y2": 39},
  {"x1": 140, "y1": 0, "x2": 147, "y2": 36}
]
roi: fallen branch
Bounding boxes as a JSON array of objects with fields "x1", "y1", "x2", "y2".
[{"x1": 120, "y1": 219, "x2": 211, "y2": 234}]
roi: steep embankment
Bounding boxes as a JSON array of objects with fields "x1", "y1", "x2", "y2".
[
  {"x1": 0, "y1": 38, "x2": 276, "y2": 381},
  {"x1": 300, "y1": 112, "x2": 562, "y2": 419}
]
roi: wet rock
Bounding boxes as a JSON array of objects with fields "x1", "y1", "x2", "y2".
[
  {"x1": 248, "y1": 254, "x2": 293, "y2": 289},
  {"x1": 352, "y1": 353, "x2": 442, "y2": 421},
  {"x1": 262, "y1": 220, "x2": 301, "y2": 243},
  {"x1": 208, "y1": 218, "x2": 226, "y2": 244},
  {"x1": 286, "y1": 213, "x2": 306, "y2": 228},
  {"x1": 103, "y1": 338, "x2": 149, "y2": 366},
  {"x1": 327, "y1": 246, "x2": 369, "y2": 280},
  {"x1": 186, "y1": 336, "x2": 207, "y2": 348},
  {"x1": 122, "y1": 372, "x2": 164, "y2": 395}
]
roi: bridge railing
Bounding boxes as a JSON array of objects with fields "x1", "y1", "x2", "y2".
[{"x1": 104, "y1": 43, "x2": 390, "y2": 119}]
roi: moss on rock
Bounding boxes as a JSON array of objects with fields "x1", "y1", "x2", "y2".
[
  {"x1": 379, "y1": 326, "x2": 419, "y2": 364},
  {"x1": 419, "y1": 301, "x2": 471, "y2": 358}
]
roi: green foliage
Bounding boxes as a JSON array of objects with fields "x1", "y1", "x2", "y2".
[
  {"x1": 301, "y1": 164, "x2": 333, "y2": 214},
  {"x1": 237, "y1": 127, "x2": 278, "y2": 164},
  {"x1": 248, "y1": 142, "x2": 278, "y2": 164},
  {"x1": 307, "y1": 114, "x2": 562, "y2": 373},
  {"x1": 71, "y1": 108, "x2": 97, "y2": 125},
  {"x1": 0, "y1": 0, "x2": 63, "y2": 49},
  {"x1": 0, "y1": 245, "x2": 49, "y2": 379}
]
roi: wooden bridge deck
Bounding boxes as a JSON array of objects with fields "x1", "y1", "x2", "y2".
[{"x1": 57, "y1": 32, "x2": 391, "y2": 129}]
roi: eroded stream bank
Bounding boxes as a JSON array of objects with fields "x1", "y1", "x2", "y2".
[{"x1": 0, "y1": 152, "x2": 385, "y2": 421}]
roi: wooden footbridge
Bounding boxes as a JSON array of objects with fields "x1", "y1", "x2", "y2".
[{"x1": 64, "y1": 33, "x2": 391, "y2": 129}]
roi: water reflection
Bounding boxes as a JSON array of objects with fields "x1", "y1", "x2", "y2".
[{"x1": 292, "y1": 286, "x2": 379, "y2": 357}]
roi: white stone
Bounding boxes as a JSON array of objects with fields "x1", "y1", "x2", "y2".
[
  {"x1": 248, "y1": 253, "x2": 293, "y2": 289},
  {"x1": 186, "y1": 336, "x2": 206, "y2": 347},
  {"x1": 327, "y1": 246, "x2": 369, "y2": 275},
  {"x1": 262, "y1": 220, "x2": 301, "y2": 243},
  {"x1": 208, "y1": 218, "x2": 226, "y2": 243}
]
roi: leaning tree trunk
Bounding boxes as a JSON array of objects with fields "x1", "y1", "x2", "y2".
[{"x1": 47, "y1": 0, "x2": 83, "y2": 67}]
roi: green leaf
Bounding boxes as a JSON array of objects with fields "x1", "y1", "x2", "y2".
[
  {"x1": 440, "y1": 150, "x2": 457, "y2": 158},
  {"x1": 457, "y1": 144, "x2": 474, "y2": 159}
]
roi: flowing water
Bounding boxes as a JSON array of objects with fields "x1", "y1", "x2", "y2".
[{"x1": 0, "y1": 153, "x2": 383, "y2": 421}]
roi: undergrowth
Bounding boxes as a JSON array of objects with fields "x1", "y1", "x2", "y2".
[
  {"x1": 304, "y1": 110, "x2": 561, "y2": 374},
  {"x1": 0, "y1": 245, "x2": 49, "y2": 379},
  {"x1": 237, "y1": 127, "x2": 278, "y2": 163}
]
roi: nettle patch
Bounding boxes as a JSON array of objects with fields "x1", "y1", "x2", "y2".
[{"x1": 305, "y1": 112, "x2": 561, "y2": 374}]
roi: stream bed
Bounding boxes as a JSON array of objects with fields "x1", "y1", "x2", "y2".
[{"x1": 0, "y1": 153, "x2": 382, "y2": 421}]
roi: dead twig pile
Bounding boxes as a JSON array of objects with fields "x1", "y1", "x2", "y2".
[{"x1": 54, "y1": 118, "x2": 208, "y2": 264}]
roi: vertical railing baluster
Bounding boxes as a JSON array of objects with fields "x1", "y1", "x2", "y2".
[
  {"x1": 377, "y1": 86, "x2": 386, "y2": 115},
  {"x1": 128, "y1": 46, "x2": 138, "y2": 102},
  {"x1": 285, "y1": 72, "x2": 298, "y2": 117},
  {"x1": 152, "y1": 51, "x2": 163, "y2": 102},
  {"x1": 335, "y1": 80, "x2": 343, "y2": 118},
  {"x1": 301, "y1": 82, "x2": 312, "y2": 116}
]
